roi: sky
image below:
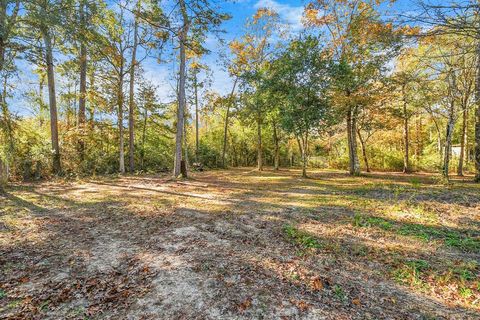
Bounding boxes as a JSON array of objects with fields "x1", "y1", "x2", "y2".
[{"x1": 10, "y1": 0, "x2": 418, "y2": 117}]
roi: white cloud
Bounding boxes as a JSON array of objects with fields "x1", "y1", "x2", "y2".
[{"x1": 254, "y1": 0, "x2": 305, "y2": 31}]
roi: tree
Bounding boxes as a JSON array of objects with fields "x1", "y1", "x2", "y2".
[
  {"x1": 187, "y1": 57, "x2": 210, "y2": 164},
  {"x1": 162, "y1": 0, "x2": 229, "y2": 178},
  {"x1": 94, "y1": 4, "x2": 137, "y2": 174},
  {"x1": 411, "y1": 1, "x2": 480, "y2": 180},
  {"x1": 25, "y1": 0, "x2": 67, "y2": 175},
  {"x1": 270, "y1": 36, "x2": 334, "y2": 177},
  {"x1": 231, "y1": 8, "x2": 281, "y2": 171},
  {"x1": 417, "y1": 31, "x2": 475, "y2": 179},
  {"x1": 306, "y1": 0, "x2": 405, "y2": 175}
]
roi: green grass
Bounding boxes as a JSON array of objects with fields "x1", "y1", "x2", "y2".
[
  {"x1": 392, "y1": 259, "x2": 430, "y2": 288},
  {"x1": 283, "y1": 224, "x2": 322, "y2": 250},
  {"x1": 332, "y1": 285, "x2": 346, "y2": 301},
  {"x1": 352, "y1": 213, "x2": 393, "y2": 230},
  {"x1": 352, "y1": 214, "x2": 480, "y2": 252}
]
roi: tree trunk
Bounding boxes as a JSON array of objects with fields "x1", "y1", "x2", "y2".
[
  {"x1": 357, "y1": 128, "x2": 370, "y2": 173},
  {"x1": 443, "y1": 101, "x2": 455, "y2": 179},
  {"x1": 402, "y1": 84, "x2": 410, "y2": 173},
  {"x1": 475, "y1": 39, "x2": 480, "y2": 182},
  {"x1": 77, "y1": 1, "x2": 87, "y2": 160},
  {"x1": 118, "y1": 71, "x2": 125, "y2": 174},
  {"x1": 346, "y1": 106, "x2": 360, "y2": 175},
  {"x1": 194, "y1": 72, "x2": 199, "y2": 163},
  {"x1": 128, "y1": 18, "x2": 138, "y2": 173},
  {"x1": 173, "y1": 0, "x2": 188, "y2": 178},
  {"x1": 88, "y1": 69, "x2": 95, "y2": 129},
  {"x1": 257, "y1": 117, "x2": 263, "y2": 171},
  {"x1": 1, "y1": 74, "x2": 13, "y2": 153},
  {"x1": 183, "y1": 113, "x2": 189, "y2": 170},
  {"x1": 296, "y1": 135, "x2": 307, "y2": 178},
  {"x1": 221, "y1": 77, "x2": 238, "y2": 167},
  {"x1": 42, "y1": 28, "x2": 61, "y2": 175},
  {"x1": 273, "y1": 119, "x2": 279, "y2": 170},
  {"x1": 458, "y1": 107, "x2": 467, "y2": 176},
  {"x1": 141, "y1": 106, "x2": 147, "y2": 170},
  {"x1": 0, "y1": 158, "x2": 7, "y2": 188}
]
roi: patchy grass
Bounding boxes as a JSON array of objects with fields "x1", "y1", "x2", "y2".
[
  {"x1": 1, "y1": 168, "x2": 479, "y2": 319},
  {"x1": 283, "y1": 224, "x2": 322, "y2": 251}
]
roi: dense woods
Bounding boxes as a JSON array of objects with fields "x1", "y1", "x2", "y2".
[{"x1": 0, "y1": 0, "x2": 479, "y2": 183}]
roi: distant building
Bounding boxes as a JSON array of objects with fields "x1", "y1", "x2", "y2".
[{"x1": 451, "y1": 145, "x2": 462, "y2": 157}]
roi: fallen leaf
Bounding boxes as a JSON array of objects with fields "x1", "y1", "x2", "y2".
[
  {"x1": 352, "y1": 298, "x2": 361, "y2": 306},
  {"x1": 311, "y1": 277, "x2": 324, "y2": 291},
  {"x1": 238, "y1": 298, "x2": 252, "y2": 312},
  {"x1": 292, "y1": 299, "x2": 309, "y2": 311}
]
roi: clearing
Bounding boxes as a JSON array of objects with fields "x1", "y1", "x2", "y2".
[{"x1": 1, "y1": 168, "x2": 479, "y2": 319}]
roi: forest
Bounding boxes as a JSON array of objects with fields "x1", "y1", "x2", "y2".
[{"x1": 0, "y1": 0, "x2": 479, "y2": 319}]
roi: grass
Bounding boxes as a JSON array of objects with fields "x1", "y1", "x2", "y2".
[
  {"x1": 352, "y1": 213, "x2": 479, "y2": 252},
  {"x1": 1, "y1": 168, "x2": 479, "y2": 318},
  {"x1": 283, "y1": 224, "x2": 322, "y2": 251},
  {"x1": 392, "y1": 259, "x2": 431, "y2": 288}
]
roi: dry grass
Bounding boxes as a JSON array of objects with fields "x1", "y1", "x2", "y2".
[{"x1": 1, "y1": 168, "x2": 479, "y2": 319}]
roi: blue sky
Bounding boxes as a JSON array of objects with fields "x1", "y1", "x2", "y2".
[{"x1": 11, "y1": 0, "x2": 417, "y2": 116}]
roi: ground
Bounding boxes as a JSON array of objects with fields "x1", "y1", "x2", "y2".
[{"x1": 0, "y1": 168, "x2": 479, "y2": 319}]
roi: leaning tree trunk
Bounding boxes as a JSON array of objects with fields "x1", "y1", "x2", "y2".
[
  {"x1": 173, "y1": 0, "x2": 188, "y2": 178},
  {"x1": 128, "y1": 18, "x2": 138, "y2": 173},
  {"x1": 257, "y1": 116, "x2": 263, "y2": 171},
  {"x1": 357, "y1": 128, "x2": 370, "y2": 173},
  {"x1": 42, "y1": 28, "x2": 61, "y2": 175},
  {"x1": 458, "y1": 106, "x2": 467, "y2": 176},
  {"x1": 346, "y1": 106, "x2": 360, "y2": 175}
]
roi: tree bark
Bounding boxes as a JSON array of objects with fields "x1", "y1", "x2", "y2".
[
  {"x1": 88, "y1": 69, "x2": 95, "y2": 128},
  {"x1": 141, "y1": 105, "x2": 147, "y2": 170},
  {"x1": 296, "y1": 134, "x2": 307, "y2": 178},
  {"x1": 443, "y1": 100, "x2": 455, "y2": 179},
  {"x1": 458, "y1": 106, "x2": 467, "y2": 176},
  {"x1": 128, "y1": 18, "x2": 138, "y2": 173},
  {"x1": 42, "y1": 28, "x2": 61, "y2": 175},
  {"x1": 272, "y1": 119, "x2": 279, "y2": 170},
  {"x1": 221, "y1": 77, "x2": 237, "y2": 167},
  {"x1": 0, "y1": 158, "x2": 7, "y2": 188},
  {"x1": 183, "y1": 113, "x2": 189, "y2": 170},
  {"x1": 346, "y1": 106, "x2": 360, "y2": 175},
  {"x1": 402, "y1": 84, "x2": 410, "y2": 173},
  {"x1": 77, "y1": 1, "x2": 87, "y2": 160},
  {"x1": 475, "y1": 39, "x2": 480, "y2": 182},
  {"x1": 357, "y1": 128, "x2": 370, "y2": 173},
  {"x1": 173, "y1": 0, "x2": 188, "y2": 178},
  {"x1": 194, "y1": 72, "x2": 199, "y2": 163},
  {"x1": 257, "y1": 116, "x2": 263, "y2": 171},
  {"x1": 118, "y1": 70, "x2": 125, "y2": 174}
]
